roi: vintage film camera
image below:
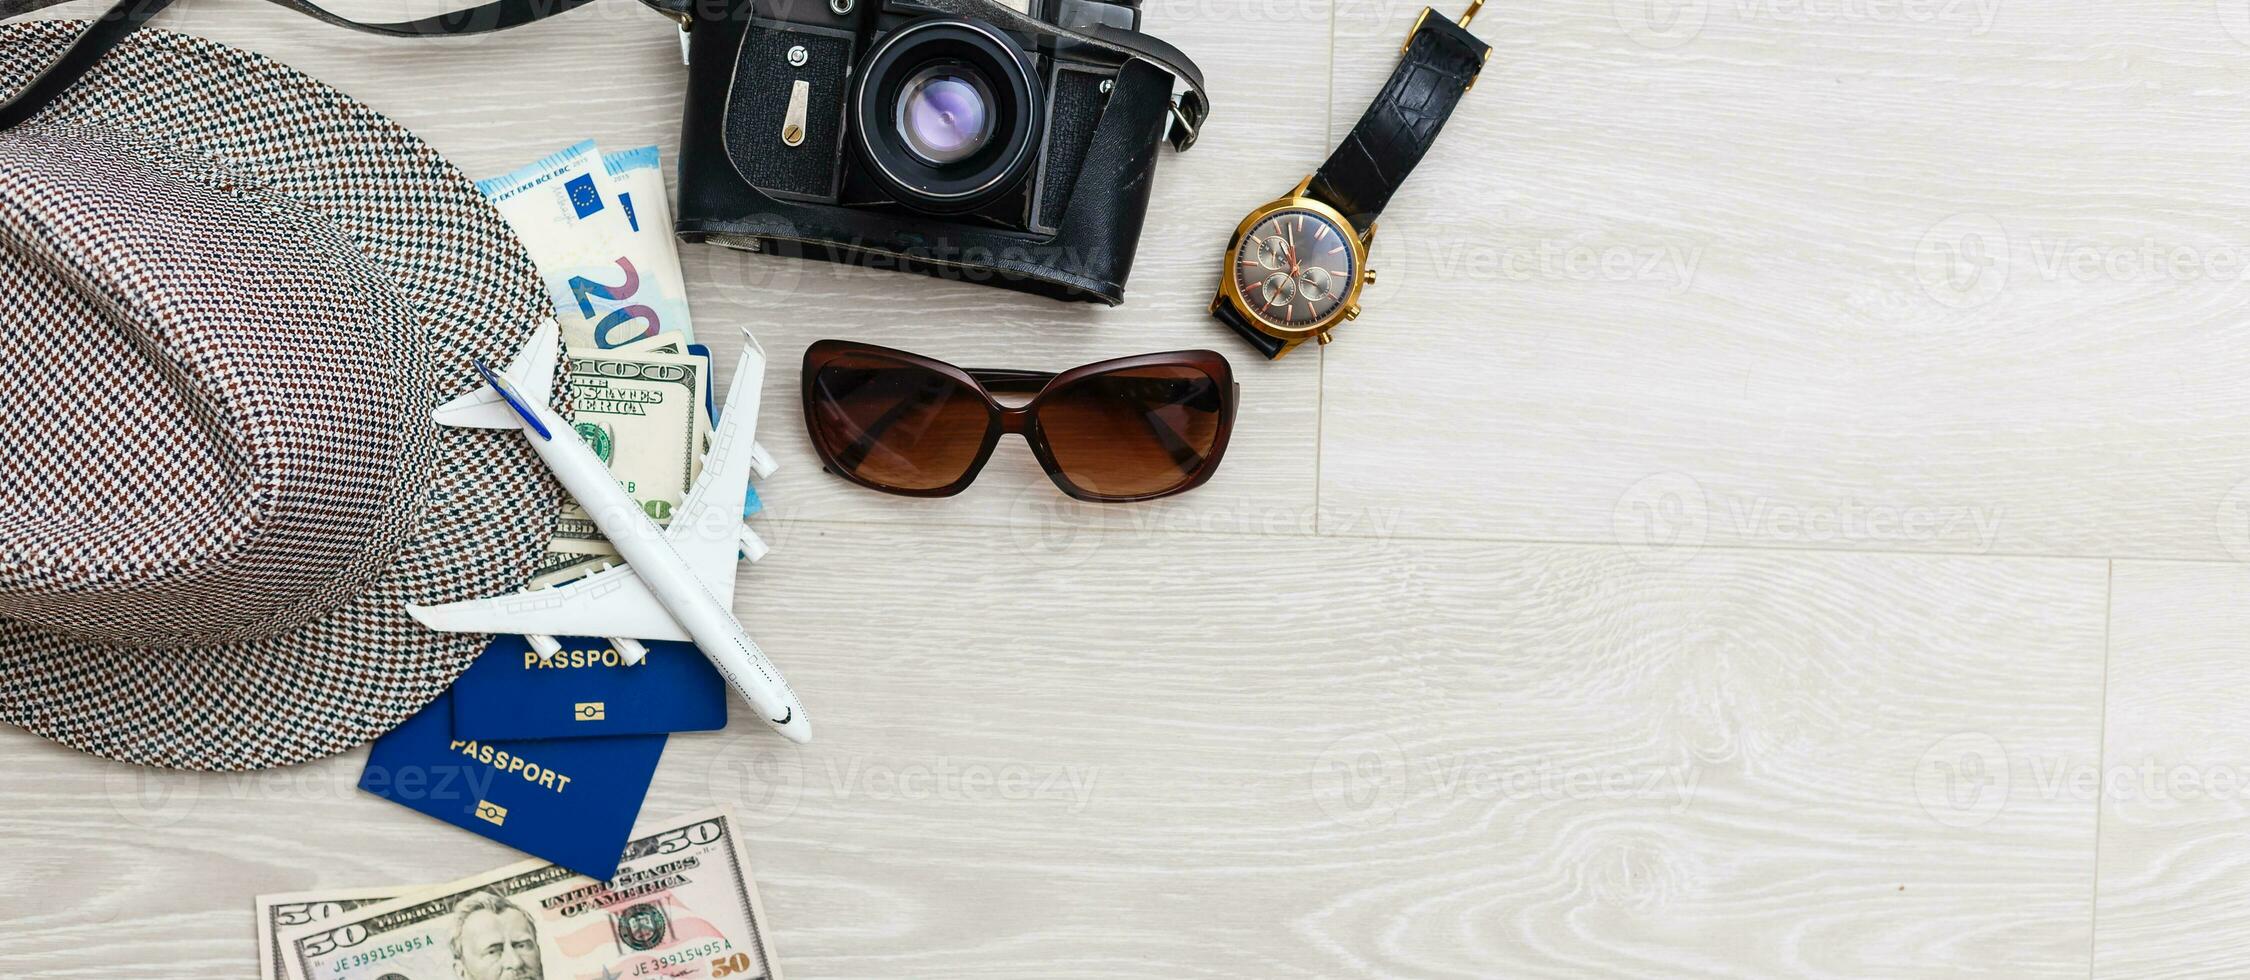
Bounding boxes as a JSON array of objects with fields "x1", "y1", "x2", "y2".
[{"x1": 670, "y1": 0, "x2": 1209, "y2": 304}]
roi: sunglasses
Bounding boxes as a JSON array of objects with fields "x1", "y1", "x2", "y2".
[{"x1": 802, "y1": 341, "x2": 1238, "y2": 502}]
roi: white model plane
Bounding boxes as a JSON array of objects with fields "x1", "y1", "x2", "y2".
[{"x1": 405, "y1": 321, "x2": 809, "y2": 744}]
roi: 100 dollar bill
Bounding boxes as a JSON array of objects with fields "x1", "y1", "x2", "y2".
[
  {"x1": 551, "y1": 348, "x2": 707, "y2": 555},
  {"x1": 527, "y1": 332, "x2": 712, "y2": 587},
  {"x1": 279, "y1": 806, "x2": 783, "y2": 980}
]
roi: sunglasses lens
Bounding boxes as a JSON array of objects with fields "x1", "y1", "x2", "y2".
[
  {"x1": 809, "y1": 352, "x2": 992, "y2": 492},
  {"x1": 1037, "y1": 365, "x2": 1227, "y2": 498}
]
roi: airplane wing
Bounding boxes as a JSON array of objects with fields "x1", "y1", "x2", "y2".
[
  {"x1": 405, "y1": 562, "x2": 692, "y2": 642},
  {"x1": 435, "y1": 319, "x2": 780, "y2": 471},
  {"x1": 660, "y1": 331, "x2": 767, "y2": 601},
  {"x1": 433, "y1": 319, "x2": 562, "y2": 429},
  {"x1": 405, "y1": 332, "x2": 769, "y2": 644}
]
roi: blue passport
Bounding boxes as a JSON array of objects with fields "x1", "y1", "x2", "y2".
[
  {"x1": 449, "y1": 635, "x2": 727, "y2": 740},
  {"x1": 360, "y1": 690, "x2": 665, "y2": 880}
]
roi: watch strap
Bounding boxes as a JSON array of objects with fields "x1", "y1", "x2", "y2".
[
  {"x1": 1305, "y1": 10, "x2": 1490, "y2": 229},
  {"x1": 1212, "y1": 297, "x2": 1289, "y2": 360}
]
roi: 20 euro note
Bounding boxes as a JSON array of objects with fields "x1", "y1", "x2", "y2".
[
  {"x1": 478, "y1": 141, "x2": 694, "y2": 351},
  {"x1": 550, "y1": 347, "x2": 708, "y2": 556},
  {"x1": 604, "y1": 145, "x2": 693, "y2": 343},
  {"x1": 278, "y1": 806, "x2": 785, "y2": 980}
]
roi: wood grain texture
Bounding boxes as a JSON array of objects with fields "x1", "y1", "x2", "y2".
[
  {"x1": 2094, "y1": 561, "x2": 2250, "y2": 979},
  {"x1": 0, "y1": 524, "x2": 2107, "y2": 978},
  {"x1": 1319, "y1": 0, "x2": 2250, "y2": 560}
]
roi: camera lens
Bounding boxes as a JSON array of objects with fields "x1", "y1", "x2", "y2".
[
  {"x1": 852, "y1": 18, "x2": 1043, "y2": 214},
  {"x1": 896, "y1": 64, "x2": 995, "y2": 166}
]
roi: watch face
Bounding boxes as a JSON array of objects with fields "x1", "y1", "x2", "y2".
[{"x1": 1231, "y1": 208, "x2": 1356, "y2": 330}]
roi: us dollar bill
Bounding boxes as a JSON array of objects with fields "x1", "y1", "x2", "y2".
[
  {"x1": 610, "y1": 330, "x2": 710, "y2": 453},
  {"x1": 279, "y1": 806, "x2": 783, "y2": 980},
  {"x1": 523, "y1": 546, "x2": 615, "y2": 590},
  {"x1": 525, "y1": 333, "x2": 715, "y2": 587},
  {"x1": 551, "y1": 348, "x2": 707, "y2": 556},
  {"x1": 256, "y1": 885, "x2": 428, "y2": 980}
]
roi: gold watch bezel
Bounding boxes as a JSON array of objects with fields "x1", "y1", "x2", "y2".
[{"x1": 1214, "y1": 176, "x2": 1373, "y2": 344}]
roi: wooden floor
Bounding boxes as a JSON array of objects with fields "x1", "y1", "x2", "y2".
[{"x1": 4, "y1": 0, "x2": 2249, "y2": 975}]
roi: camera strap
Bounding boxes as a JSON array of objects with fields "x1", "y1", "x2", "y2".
[
  {"x1": 0, "y1": 0, "x2": 604, "y2": 128},
  {"x1": 887, "y1": 0, "x2": 1209, "y2": 151},
  {"x1": 0, "y1": 0, "x2": 1208, "y2": 149}
]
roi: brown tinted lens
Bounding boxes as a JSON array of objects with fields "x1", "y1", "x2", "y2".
[
  {"x1": 1036, "y1": 365, "x2": 1226, "y2": 498},
  {"x1": 809, "y1": 353, "x2": 993, "y2": 491}
]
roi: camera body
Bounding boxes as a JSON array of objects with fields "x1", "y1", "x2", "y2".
[{"x1": 674, "y1": 0, "x2": 1194, "y2": 304}]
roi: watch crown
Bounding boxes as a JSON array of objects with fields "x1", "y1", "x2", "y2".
[
  {"x1": 1317, "y1": 331, "x2": 1335, "y2": 345},
  {"x1": 1363, "y1": 268, "x2": 1377, "y2": 285},
  {"x1": 1343, "y1": 305, "x2": 1362, "y2": 321}
]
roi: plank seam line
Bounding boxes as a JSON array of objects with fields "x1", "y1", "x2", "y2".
[
  {"x1": 2087, "y1": 558, "x2": 2114, "y2": 978},
  {"x1": 753, "y1": 516, "x2": 2146, "y2": 564}
]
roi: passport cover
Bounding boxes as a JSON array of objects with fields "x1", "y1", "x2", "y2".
[
  {"x1": 360, "y1": 690, "x2": 665, "y2": 880},
  {"x1": 450, "y1": 634, "x2": 728, "y2": 740}
]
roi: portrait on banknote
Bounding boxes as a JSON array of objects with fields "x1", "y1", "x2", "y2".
[{"x1": 449, "y1": 890, "x2": 546, "y2": 980}]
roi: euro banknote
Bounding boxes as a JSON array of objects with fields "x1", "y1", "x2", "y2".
[
  {"x1": 604, "y1": 144, "x2": 694, "y2": 342},
  {"x1": 477, "y1": 144, "x2": 772, "y2": 589},
  {"x1": 275, "y1": 806, "x2": 783, "y2": 980},
  {"x1": 478, "y1": 141, "x2": 694, "y2": 351}
]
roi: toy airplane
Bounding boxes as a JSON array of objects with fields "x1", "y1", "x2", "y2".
[{"x1": 406, "y1": 321, "x2": 809, "y2": 744}]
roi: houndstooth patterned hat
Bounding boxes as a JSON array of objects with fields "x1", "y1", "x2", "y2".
[{"x1": 0, "y1": 22, "x2": 562, "y2": 770}]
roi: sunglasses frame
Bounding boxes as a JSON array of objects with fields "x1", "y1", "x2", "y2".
[{"x1": 802, "y1": 340, "x2": 1239, "y2": 502}]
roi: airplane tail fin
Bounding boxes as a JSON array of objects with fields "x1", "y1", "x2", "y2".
[{"x1": 433, "y1": 319, "x2": 562, "y2": 429}]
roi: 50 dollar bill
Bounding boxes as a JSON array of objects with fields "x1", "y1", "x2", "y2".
[
  {"x1": 257, "y1": 885, "x2": 426, "y2": 980},
  {"x1": 278, "y1": 806, "x2": 783, "y2": 980}
]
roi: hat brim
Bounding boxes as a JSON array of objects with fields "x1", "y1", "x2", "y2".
[{"x1": 0, "y1": 23, "x2": 561, "y2": 770}]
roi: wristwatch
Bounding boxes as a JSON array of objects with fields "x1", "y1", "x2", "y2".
[{"x1": 1209, "y1": 1, "x2": 1491, "y2": 359}]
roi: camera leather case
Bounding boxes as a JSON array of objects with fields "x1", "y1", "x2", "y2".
[{"x1": 671, "y1": 0, "x2": 1206, "y2": 305}]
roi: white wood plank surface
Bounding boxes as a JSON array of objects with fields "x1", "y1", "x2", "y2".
[
  {"x1": 0, "y1": 524, "x2": 2107, "y2": 977},
  {"x1": 2096, "y1": 561, "x2": 2250, "y2": 980},
  {"x1": 1321, "y1": 0, "x2": 2250, "y2": 560}
]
